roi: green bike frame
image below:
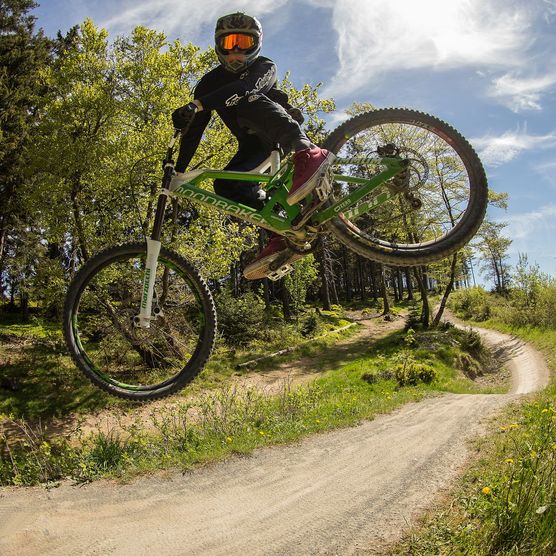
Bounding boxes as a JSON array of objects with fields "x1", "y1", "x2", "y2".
[
  {"x1": 136, "y1": 135, "x2": 405, "y2": 328},
  {"x1": 169, "y1": 153, "x2": 406, "y2": 240}
]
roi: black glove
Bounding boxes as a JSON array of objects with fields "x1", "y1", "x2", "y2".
[
  {"x1": 287, "y1": 107, "x2": 304, "y2": 124},
  {"x1": 172, "y1": 102, "x2": 197, "y2": 130}
]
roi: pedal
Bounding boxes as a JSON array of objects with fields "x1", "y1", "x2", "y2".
[
  {"x1": 266, "y1": 264, "x2": 294, "y2": 281},
  {"x1": 314, "y1": 165, "x2": 334, "y2": 201}
]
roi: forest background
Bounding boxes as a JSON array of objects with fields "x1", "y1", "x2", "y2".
[
  {"x1": 1, "y1": 0, "x2": 527, "y2": 326},
  {"x1": 2, "y1": 4, "x2": 556, "y2": 554}
]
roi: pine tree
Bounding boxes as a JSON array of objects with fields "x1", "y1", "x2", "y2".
[{"x1": 0, "y1": 0, "x2": 51, "y2": 301}]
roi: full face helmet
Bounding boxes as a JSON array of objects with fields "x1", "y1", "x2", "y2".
[{"x1": 214, "y1": 12, "x2": 263, "y2": 73}]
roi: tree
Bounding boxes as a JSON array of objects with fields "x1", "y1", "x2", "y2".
[
  {"x1": 0, "y1": 0, "x2": 51, "y2": 302},
  {"x1": 3, "y1": 18, "x2": 336, "y2": 317},
  {"x1": 475, "y1": 220, "x2": 512, "y2": 293},
  {"x1": 511, "y1": 253, "x2": 542, "y2": 310}
]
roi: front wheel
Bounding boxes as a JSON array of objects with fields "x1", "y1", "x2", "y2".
[
  {"x1": 323, "y1": 108, "x2": 488, "y2": 266},
  {"x1": 63, "y1": 242, "x2": 216, "y2": 401}
]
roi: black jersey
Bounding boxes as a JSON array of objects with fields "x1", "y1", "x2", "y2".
[{"x1": 175, "y1": 57, "x2": 292, "y2": 172}]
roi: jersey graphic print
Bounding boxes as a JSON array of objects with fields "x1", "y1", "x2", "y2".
[{"x1": 224, "y1": 67, "x2": 275, "y2": 107}]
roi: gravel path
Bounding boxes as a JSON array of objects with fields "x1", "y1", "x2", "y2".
[{"x1": 0, "y1": 323, "x2": 550, "y2": 556}]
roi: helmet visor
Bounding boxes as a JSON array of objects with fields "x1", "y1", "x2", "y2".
[{"x1": 219, "y1": 33, "x2": 256, "y2": 51}]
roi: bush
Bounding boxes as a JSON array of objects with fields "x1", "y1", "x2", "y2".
[
  {"x1": 450, "y1": 287, "x2": 492, "y2": 321},
  {"x1": 457, "y1": 328, "x2": 484, "y2": 357},
  {"x1": 214, "y1": 290, "x2": 266, "y2": 347},
  {"x1": 393, "y1": 352, "x2": 437, "y2": 387},
  {"x1": 300, "y1": 315, "x2": 319, "y2": 337},
  {"x1": 361, "y1": 370, "x2": 395, "y2": 384}
]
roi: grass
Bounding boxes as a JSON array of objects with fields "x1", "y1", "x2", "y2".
[
  {"x1": 0, "y1": 308, "x2": 355, "y2": 419},
  {"x1": 0, "y1": 317, "x2": 503, "y2": 487},
  {"x1": 389, "y1": 316, "x2": 556, "y2": 556}
]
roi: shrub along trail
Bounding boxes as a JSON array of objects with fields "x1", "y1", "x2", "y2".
[{"x1": 0, "y1": 322, "x2": 550, "y2": 556}]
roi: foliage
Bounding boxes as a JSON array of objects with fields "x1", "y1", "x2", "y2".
[
  {"x1": 1, "y1": 320, "x2": 501, "y2": 486},
  {"x1": 1, "y1": 18, "x2": 336, "y2": 315},
  {"x1": 393, "y1": 355, "x2": 437, "y2": 387},
  {"x1": 452, "y1": 257, "x2": 556, "y2": 329},
  {"x1": 214, "y1": 289, "x2": 266, "y2": 347},
  {"x1": 475, "y1": 220, "x2": 512, "y2": 293},
  {"x1": 398, "y1": 280, "x2": 556, "y2": 556},
  {"x1": 284, "y1": 255, "x2": 319, "y2": 315},
  {"x1": 473, "y1": 399, "x2": 556, "y2": 554},
  {"x1": 0, "y1": 0, "x2": 52, "y2": 306},
  {"x1": 450, "y1": 286, "x2": 493, "y2": 321},
  {"x1": 393, "y1": 388, "x2": 556, "y2": 556}
]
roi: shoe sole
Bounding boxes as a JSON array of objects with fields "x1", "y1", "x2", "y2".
[
  {"x1": 243, "y1": 251, "x2": 303, "y2": 280},
  {"x1": 286, "y1": 152, "x2": 334, "y2": 206}
]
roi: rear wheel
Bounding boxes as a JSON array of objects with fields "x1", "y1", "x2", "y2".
[
  {"x1": 323, "y1": 108, "x2": 488, "y2": 266},
  {"x1": 63, "y1": 242, "x2": 216, "y2": 401}
]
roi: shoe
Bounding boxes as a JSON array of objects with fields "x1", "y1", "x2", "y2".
[
  {"x1": 287, "y1": 147, "x2": 333, "y2": 206},
  {"x1": 243, "y1": 235, "x2": 304, "y2": 280}
]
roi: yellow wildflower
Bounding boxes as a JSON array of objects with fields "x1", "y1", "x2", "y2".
[
  {"x1": 482, "y1": 486, "x2": 492, "y2": 495},
  {"x1": 505, "y1": 458, "x2": 514, "y2": 464}
]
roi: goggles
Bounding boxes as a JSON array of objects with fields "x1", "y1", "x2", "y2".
[{"x1": 219, "y1": 33, "x2": 256, "y2": 51}]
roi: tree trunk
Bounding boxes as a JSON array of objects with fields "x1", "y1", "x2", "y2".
[
  {"x1": 413, "y1": 267, "x2": 430, "y2": 327},
  {"x1": 70, "y1": 175, "x2": 90, "y2": 262},
  {"x1": 358, "y1": 256, "x2": 366, "y2": 302},
  {"x1": 369, "y1": 261, "x2": 378, "y2": 300},
  {"x1": 342, "y1": 247, "x2": 351, "y2": 303},
  {"x1": 405, "y1": 268, "x2": 414, "y2": 301},
  {"x1": 380, "y1": 265, "x2": 390, "y2": 315},
  {"x1": 392, "y1": 269, "x2": 400, "y2": 303},
  {"x1": 397, "y1": 270, "x2": 404, "y2": 301},
  {"x1": 21, "y1": 291, "x2": 29, "y2": 322},
  {"x1": 317, "y1": 237, "x2": 332, "y2": 310},
  {"x1": 432, "y1": 254, "x2": 458, "y2": 327},
  {"x1": 281, "y1": 281, "x2": 292, "y2": 321}
]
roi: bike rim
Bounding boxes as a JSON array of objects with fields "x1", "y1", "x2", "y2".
[
  {"x1": 71, "y1": 252, "x2": 207, "y2": 392},
  {"x1": 331, "y1": 118, "x2": 475, "y2": 251}
]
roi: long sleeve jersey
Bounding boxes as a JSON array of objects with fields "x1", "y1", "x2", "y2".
[{"x1": 175, "y1": 56, "x2": 292, "y2": 172}]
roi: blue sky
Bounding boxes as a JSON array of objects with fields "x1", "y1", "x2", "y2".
[{"x1": 33, "y1": 0, "x2": 556, "y2": 280}]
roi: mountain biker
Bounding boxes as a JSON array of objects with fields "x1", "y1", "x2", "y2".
[{"x1": 171, "y1": 12, "x2": 332, "y2": 280}]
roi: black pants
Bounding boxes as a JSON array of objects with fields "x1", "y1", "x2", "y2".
[{"x1": 213, "y1": 95, "x2": 312, "y2": 209}]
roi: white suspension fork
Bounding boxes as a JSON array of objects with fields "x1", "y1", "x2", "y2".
[{"x1": 135, "y1": 238, "x2": 161, "y2": 329}]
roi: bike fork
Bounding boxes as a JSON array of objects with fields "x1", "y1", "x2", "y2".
[
  {"x1": 134, "y1": 130, "x2": 180, "y2": 329},
  {"x1": 135, "y1": 238, "x2": 162, "y2": 329}
]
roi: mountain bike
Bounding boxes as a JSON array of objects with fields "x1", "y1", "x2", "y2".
[{"x1": 63, "y1": 107, "x2": 488, "y2": 400}]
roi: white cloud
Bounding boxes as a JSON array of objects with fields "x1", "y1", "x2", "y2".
[
  {"x1": 322, "y1": 0, "x2": 531, "y2": 99},
  {"x1": 543, "y1": 0, "x2": 556, "y2": 22},
  {"x1": 534, "y1": 159, "x2": 556, "y2": 188},
  {"x1": 504, "y1": 204, "x2": 556, "y2": 240},
  {"x1": 100, "y1": 0, "x2": 288, "y2": 38},
  {"x1": 471, "y1": 127, "x2": 556, "y2": 167},
  {"x1": 488, "y1": 72, "x2": 556, "y2": 112}
]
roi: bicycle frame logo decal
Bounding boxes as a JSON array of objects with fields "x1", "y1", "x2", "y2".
[
  {"x1": 177, "y1": 187, "x2": 265, "y2": 223},
  {"x1": 333, "y1": 198, "x2": 353, "y2": 213},
  {"x1": 141, "y1": 268, "x2": 151, "y2": 309}
]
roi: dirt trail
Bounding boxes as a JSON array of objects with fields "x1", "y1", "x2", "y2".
[
  {"x1": 0, "y1": 312, "x2": 403, "y2": 441},
  {"x1": 0, "y1": 321, "x2": 550, "y2": 556}
]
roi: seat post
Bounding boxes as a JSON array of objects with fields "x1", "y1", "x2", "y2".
[{"x1": 270, "y1": 143, "x2": 281, "y2": 174}]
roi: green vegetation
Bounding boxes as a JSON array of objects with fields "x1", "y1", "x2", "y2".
[
  {"x1": 1, "y1": 8, "x2": 553, "y2": 553},
  {"x1": 392, "y1": 371, "x2": 555, "y2": 556},
  {"x1": 0, "y1": 306, "x2": 353, "y2": 419},
  {"x1": 390, "y1": 283, "x2": 556, "y2": 556},
  {"x1": 0, "y1": 313, "x2": 500, "y2": 486}
]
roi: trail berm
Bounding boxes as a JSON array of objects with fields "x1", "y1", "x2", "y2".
[{"x1": 0, "y1": 322, "x2": 549, "y2": 555}]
